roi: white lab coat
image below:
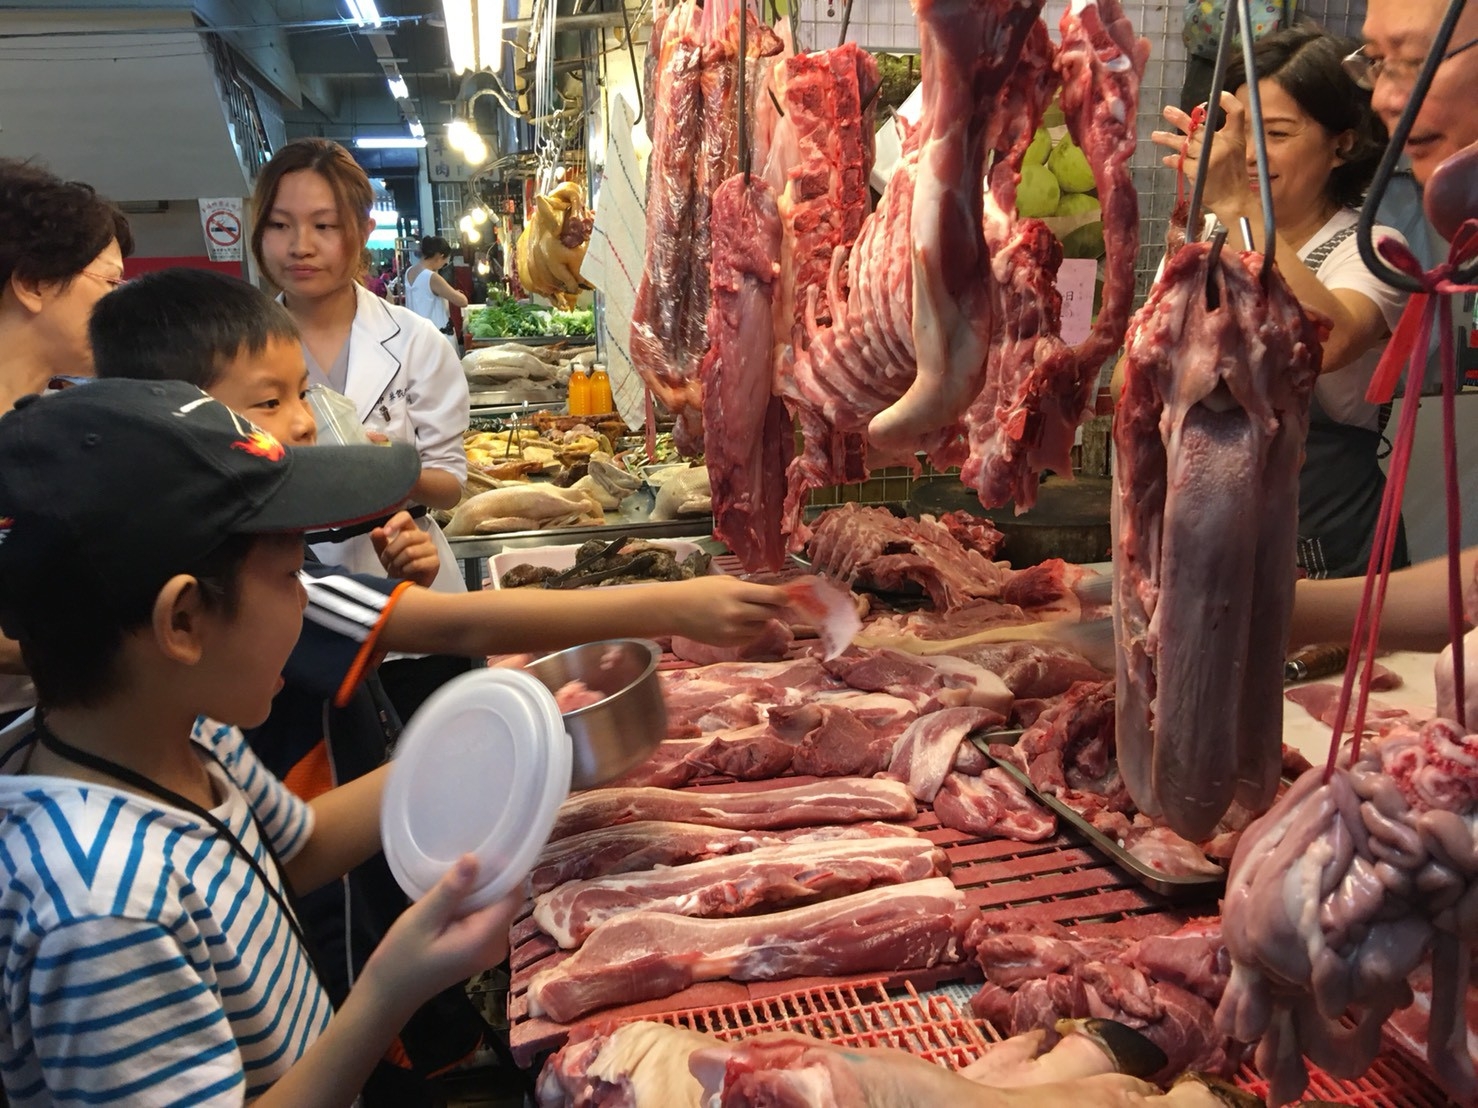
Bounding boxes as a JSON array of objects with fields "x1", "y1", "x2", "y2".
[{"x1": 309, "y1": 284, "x2": 470, "y2": 595}]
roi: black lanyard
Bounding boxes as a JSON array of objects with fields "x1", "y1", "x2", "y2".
[{"x1": 32, "y1": 714, "x2": 319, "y2": 976}]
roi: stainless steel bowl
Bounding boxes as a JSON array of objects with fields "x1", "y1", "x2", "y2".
[{"x1": 522, "y1": 638, "x2": 667, "y2": 789}]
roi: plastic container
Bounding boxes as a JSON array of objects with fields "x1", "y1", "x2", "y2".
[
  {"x1": 487, "y1": 539, "x2": 707, "y2": 589},
  {"x1": 381, "y1": 668, "x2": 572, "y2": 908},
  {"x1": 588, "y1": 366, "x2": 613, "y2": 415},
  {"x1": 567, "y1": 367, "x2": 591, "y2": 416},
  {"x1": 306, "y1": 385, "x2": 371, "y2": 445}
]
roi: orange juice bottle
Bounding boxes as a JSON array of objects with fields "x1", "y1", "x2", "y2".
[
  {"x1": 589, "y1": 366, "x2": 613, "y2": 414},
  {"x1": 568, "y1": 367, "x2": 591, "y2": 416}
]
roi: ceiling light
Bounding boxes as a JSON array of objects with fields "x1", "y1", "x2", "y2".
[
  {"x1": 447, "y1": 118, "x2": 473, "y2": 152},
  {"x1": 441, "y1": 0, "x2": 476, "y2": 74},
  {"x1": 387, "y1": 76, "x2": 409, "y2": 100},
  {"x1": 463, "y1": 134, "x2": 489, "y2": 165},
  {"x1": 409, "y1": 120, "x2": 425, "y2": 139},
  {"x1": 471, "y1": 207, "x2": 488, "y2": 225},
  {"x1": 346, "y1": 0, "x2": 382, "y2": 27},
  {"x1": 441, "y1": 0, "x2": 505, "y2": 74},
  {"x1": 477, "y1": 260, "x2": 491, "y2": 275},
  {"x1": 459, "y1": 215, "x2": 474, "y2": 233},
  {"x1": 355, "y1": 136, "x2": 427, "y2": 149},
  {"x1": 466, "y1": 228, "x2": 482, "y2": 243}
]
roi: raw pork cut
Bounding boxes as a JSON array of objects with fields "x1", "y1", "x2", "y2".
[
  {"x1": 527, "y1": 819, "x2": 917, "y2": 896},
  {"x1": 933, "y1": 768, "x2": 1057, "y2": 840},
  {"x1": 962, "y1": 0, "x2": 1149, "y2": 508},
  {"x1": 967, "y1": 917, "x2": 1232, "y2": 1081},
  {"x1": 535, "y1": 1020, "x2": 712, "y2": 1108},
  {"x1": 1114, "y1": 237, "x2": 1321, "y2": 840},
  {"x1": 805, "y1": 502, "x2": 1012, "y2": 612},
  {"x1": 887, "y1": 706, "x2": 1006, "y2": 801},
  {"x1": 526, "y1": 877, "x2": 968, "y2": 1022},
  {"x1": 700, "y1": 172, "x2": 792, "y2": 571},
  {"x1": 548, "y1": 777, "x2": 916, "y2": 841},
  {"x1": 532, "y1": 836, "x2": 946, "y2": 948},
  {"x1": 629, "y1": 4, "x2": 781, "y2": 453},
  {"x1": 823, "y1": 648, "x2": 1013, "y2": 715}
]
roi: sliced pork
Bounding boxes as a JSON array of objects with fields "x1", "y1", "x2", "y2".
[
  {"x1": 548, "y1": 777, "x2": 916, "y2": 841},
  {"x1": 532, "y1": 836, "x2": 947, "y2": 948},
  {"x1": 1113, "y1": 238, "x2": 1321, "y2": 840},
  {"x1": 934, "y1": 768, "x2": 1058, "y2": 841},
  {"x1": 526, "y1": 877, "x2": 969, "y2": 1022},
  {"x1": 887, "y1": 705, "x2": 1006, "y2": 801}
]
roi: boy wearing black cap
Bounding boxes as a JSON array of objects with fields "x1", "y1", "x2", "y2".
[{"x1": 0, "y1": 380, "x2": 520, "y2": 1106}]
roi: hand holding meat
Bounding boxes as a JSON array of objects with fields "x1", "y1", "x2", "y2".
[
  {"x1": 1151, "y1": 94, "x2": 1255, "y2": 228},
  {"x1": 662, "y1": 575, "x2": 796, "y2": 646},
  {"x1": 372, "y1": 510, "x2": 440, "y2": 587},
  {"x1": 1215, "y1": 720, "x2": 1478, "y2": 1106}
]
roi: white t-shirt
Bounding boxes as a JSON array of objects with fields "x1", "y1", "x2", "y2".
[
  {"x1": 0, "y1": 716, "x2": 329, "y2": 1105},
  {"x1": 1296, "y1": 209, "x2": 1409, "y2": 431},
  {"x1": 405, "y1": 267, "x2": 450, "y2": 331},
  {"x1": 1162, "y1": 211, "x2": 1409, "y2": 430}
]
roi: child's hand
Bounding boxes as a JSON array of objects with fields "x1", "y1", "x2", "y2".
[
  {"x1": 669, "y1": 576, "x2": 791, "y2": 646},
  {"x1": 372, "y1": 511, "x2": 440, "y2": 587},
  {"x1": 363, "y1": 855, "x2": 520, "y2": 1009}
]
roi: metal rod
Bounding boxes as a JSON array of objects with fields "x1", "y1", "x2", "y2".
[
  {"x1": 1239, "y1": 215, "x2": 1254, "y2": 250},
  {"x1": 1236, "y1": 0, "x2": 1277, "y2": 284},
  {"x1": 1358, "y1": 0, "x2": 1471, "y2": 292},
  {"x1": 838, "y1": 0, "x2": 856, "y2": 49},
  {"x1": 619, "y1": 0, "x2": 645, "y2": 126},
  {"x1": 1205, "y1": 226, "x2": 1229, "y2": 309},
  {"x1": 1184, "y1": 0, "x2": 1241, "y2": 242},
  {"x1": 738, "y1": 0, "x2": 750, "y2": 182}
]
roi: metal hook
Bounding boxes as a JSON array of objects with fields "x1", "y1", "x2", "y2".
[
  {"x1": 1205, "y1": 226, "x2": 1229, "y2": 309},
  {"x1": 1184, "y1": 0, "x2": 1239, "y2": 243},
  {"x1": 1236, "y1": 0, "x2": 1277, "y2": 286},
  {"x1": 838, "y1": 0, "x2": 855, "y2": 49},
  {"x1": 1358, "y1": 0, "x2": 1477, "y2": 291},
  {"x1": 738, "y1": 0, "x2": 750, "y2": 183}
]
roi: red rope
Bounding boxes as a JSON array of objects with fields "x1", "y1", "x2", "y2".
[{"x1": 1323, "y1": 221, "x2": 1478, "y2": 777}]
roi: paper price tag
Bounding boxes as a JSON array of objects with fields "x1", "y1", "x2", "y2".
[{"x1": 1057, "y1": 258, "x2": 1097, "y2": 346}]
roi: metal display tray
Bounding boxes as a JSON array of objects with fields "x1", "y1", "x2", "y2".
[{"x1": 973, "y1": 737, "x2": 1227, "y2": 901}]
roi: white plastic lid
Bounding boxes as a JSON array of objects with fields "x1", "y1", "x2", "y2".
[{"x1": 381, "y1": 667, "x2": 572, "y2": 909}]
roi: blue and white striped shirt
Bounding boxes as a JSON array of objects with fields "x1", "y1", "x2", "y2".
[{"x1": 0, "y1": 715, "x2": 330, "y2": 1105}]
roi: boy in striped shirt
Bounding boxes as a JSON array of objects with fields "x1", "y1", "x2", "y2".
[{"x1": 0, "y1": 380, "x2": 522, "y2": 1106}]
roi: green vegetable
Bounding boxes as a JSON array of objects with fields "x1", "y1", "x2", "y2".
[{"x1": 464, "y1": 296, "x2": 595, "y2": 339}]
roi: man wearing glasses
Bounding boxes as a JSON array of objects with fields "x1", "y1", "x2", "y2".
[{"x1": 1354, "y1": 0, "x2": 1478, "y2": 191}]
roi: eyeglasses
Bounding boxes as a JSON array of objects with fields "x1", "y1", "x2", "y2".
[
  {"x1": 1343, "y1": 34, "x2": 1478, "y2": 90},
  {"x1": 79, "y1": 268, "x2": 125, "y2": 290}
]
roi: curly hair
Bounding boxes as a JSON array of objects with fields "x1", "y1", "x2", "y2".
[
  {"x1": 1226, "y1": 26, "x2": 1388, "y2": 210},
  {"x1": 0, "y1": 160, "x2": 133, "y2": 291},
  {"x1": 250, "y1": 138, "x2": 374, "y2": 282}
]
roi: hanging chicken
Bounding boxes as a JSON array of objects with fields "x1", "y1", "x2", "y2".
[{"x1": 515, "y1": 180, "x2": 595, "y2": 309}]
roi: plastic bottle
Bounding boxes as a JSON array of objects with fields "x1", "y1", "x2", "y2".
[
  {"x1": 588, "y1": 365, "x2": 613, "y2": 415},
  {"x1": 568, "y1": 367, "x2": 591, "y2": 416}
]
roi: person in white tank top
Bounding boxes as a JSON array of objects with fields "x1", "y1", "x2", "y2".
[{"x1": 404, "y1": 234, "x2": 469, "y2": 340}]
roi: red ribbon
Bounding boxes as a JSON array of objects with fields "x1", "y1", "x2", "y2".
[
  {"x1": 1173, "y1": 104, "x2": 1208, "y2": 214},
  {"x1": 1327, "y1": 218, "x2": 1478, "y2": 773}
]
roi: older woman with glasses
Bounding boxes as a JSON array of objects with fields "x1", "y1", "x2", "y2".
[
  {"x1": 0, "y1": 160, "x2": 132, "y2": 415},
  {"x1": 1149, "y1": 26, "x2": 1409, "y2": 580}
]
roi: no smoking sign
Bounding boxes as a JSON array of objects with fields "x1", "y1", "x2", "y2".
[{"x1": 198, "y1": 198, "x2": 245, "y2": 262}]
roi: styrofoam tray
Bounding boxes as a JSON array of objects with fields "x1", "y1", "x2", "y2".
[{"x1": 489, "y1": 539, "x2": 706, "y2": 589}]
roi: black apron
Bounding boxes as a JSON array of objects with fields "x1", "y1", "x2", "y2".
[{"x1": 1295, "y1": 225, "x2": 1410, "y2": 579}]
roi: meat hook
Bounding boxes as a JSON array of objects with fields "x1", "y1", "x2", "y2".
[
  {"x1": 1204, "y1": 225, "x2": 1229, "y2": 309},
  {"x1": 838, "y1": 0, "x2": 855, "y2": 49},
  {"x1": 1357, "y1": 0, "x2": 1478, "y2": 291},
  {"x1": 738, "y1": 0, "x2": 751, "y2": 183},
  {"x1": 1185, "y1": 0, "x2": 1277, "y2": 289}
]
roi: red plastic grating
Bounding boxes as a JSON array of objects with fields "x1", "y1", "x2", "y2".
[
  {"x1": 650, "y1": 978, "x2": 999, "y2": 1071},
  {"x1": 1236, "y1": 1050, "x2": 1451, "y2": 1107}
]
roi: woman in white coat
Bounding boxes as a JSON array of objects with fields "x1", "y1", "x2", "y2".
[{"x1": 251, "y1": 138, "x2": 473, "y2": 713}]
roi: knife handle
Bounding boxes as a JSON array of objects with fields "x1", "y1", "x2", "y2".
[{"x1": 1285, "y1": 643, "x2": 1351, "y2": 683}]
